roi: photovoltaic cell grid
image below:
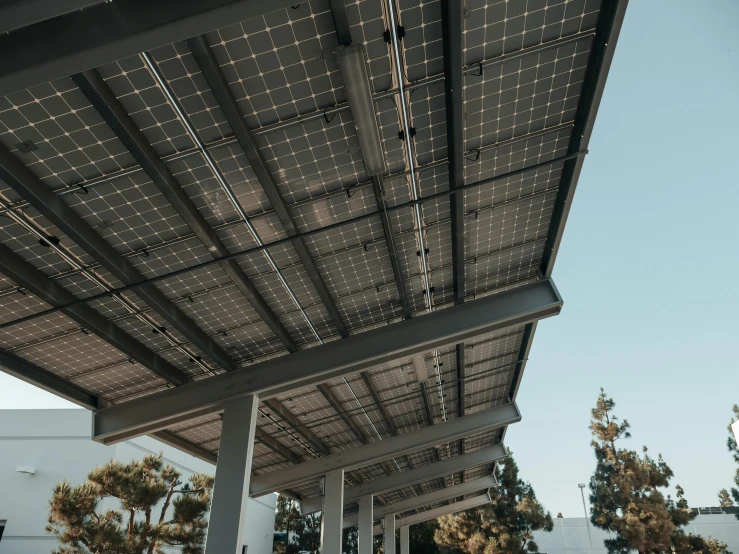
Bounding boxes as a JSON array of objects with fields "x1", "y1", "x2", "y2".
[{"x1": 0, "y1": 0, "x2": 609, "y2": 505}]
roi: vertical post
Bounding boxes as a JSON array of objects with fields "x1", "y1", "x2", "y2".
[
  {"x1": 400, "y1": 524, "x2": 409, "y2": 554},
  {"x1": 384, "y1": 514, "x2": 396, "y2": 554},
  {"x1": 578, "y1": 483, "x2": 593, "y2": 553},
  {"x1": 205, "y1": 395, "x2": 259, "y2": 554},
  {"x1": 320, "y1": 469, "x2": 345, "y2": 554},
  {"x1": 358, "y1": 494, "x2": 374, "y2": 554}
]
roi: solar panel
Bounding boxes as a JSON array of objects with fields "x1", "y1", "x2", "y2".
[{"x1": 0, "y1": 0, "x2": 623, "y2": 508}]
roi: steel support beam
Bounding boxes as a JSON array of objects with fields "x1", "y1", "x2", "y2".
[
  {"x1": 372, "y1": 494, "x2": 491, "y2": 536},
  {"x1": 0, "y1": 0, "x2": 107, "y2": 34},
  {"x1": 360, "y1": 371, "x2": 397, "y2": 435},
  {"x1": 73, "y1": 69, "x2": 296, "y2": 355},
  {"x1": 372, "y1": 176, "x2": 411, "y2": 319},
  {"x1": 321, "y1": 469, "x2": 345, "y2": 554},
  {"x1": 0, "y1": 243, "x2": 187, "y2": 386},
  {"x1": 263, "y1": 398, "x2": 330, "y2": 456},
  {"x1": 204, "y1": 395, "x2": 258, "y2": 554},
  {"x1": 343, "y1": 474, "x2": 497, "y2": 528},
  {"x1": 358, "y1": 495, "x2": 373, "y2": 554},
  {"x1": 187, "y1": 35, "x2": 348, "y2": 339},
  {"x1": 249, "y1": 403, "x2": 518, "y2": 496},
  {"x1": 384, "y1": 514, "x2": 396, "y2": 554},
  {"x1": 0, "y1": 142, "x2": 235, "y2": 373},
  {"x1": 93, "y1": 279, "x2": 558, "y2": 443},
  {"x1": 419, "y1": 381, "x2": 434, "y2": 426},
  {"x1": 441, "y1": 0, "x2": 465, "y2": 304},
  {"x1": 0, "y1": 0, "x2": 299, "y2": 96},
  {"x1": 256, "y1": 428, "x2": 303, "y2": 465},
  {"x1": 318, "y1": 384, "x2": 368, "y2": 445},
  {"x1": 400, "y1": 525, "x2": 409, "y2": 554},
  {"x1": 328, "y1": 0, "x2": 352, "y2": 46},
  {"x1": 300, "y1": 443, "x2": 507, "y2": 514}
]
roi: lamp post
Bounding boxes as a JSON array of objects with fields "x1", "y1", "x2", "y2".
[{"x1": 578, "y1": 483, "x2": 593, "y2": 553}]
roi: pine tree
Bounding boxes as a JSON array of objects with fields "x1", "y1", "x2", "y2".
[
  {"x1": 274, "y1": 495, "x2": 301, "y2": 554},
  {"x1": 434, "y1": 451, "x2": 552, "y2": 554},
  {"x1": 718, "y1": 489, "x2": 733, "y2": 508},
  {"x1": 588, "y1": 389, "x2": 727, "y2": 554},
  {"x1": 46, "y1": 453, "x2": 213, "y2": 554}
]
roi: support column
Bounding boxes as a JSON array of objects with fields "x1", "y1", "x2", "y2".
[
  {"x1": 320, "y1": 469, "x2": 345, "y2": 554},
  {"x1": 400, "y1": 524, "x2": 409, "y2": 554},
  {"x1": 358, "y1": 494, "x2": 374, "y2": 554},
  {"x1": 384, "y1": 513, "x2": 396, "y2": 554},
  {"x1": 204, "y1": 395, "x2": 258, "y2": 554}
]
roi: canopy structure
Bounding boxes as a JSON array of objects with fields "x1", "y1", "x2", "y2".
[{"x1": 0, "y1": 0, "x2": 626, "y2": 551}]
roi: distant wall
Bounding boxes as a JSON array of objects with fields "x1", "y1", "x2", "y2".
[
  {"x1": 533, "y1": 514, "x2": 739, "y2": 554},
  {"x1": 0, "y1": 410, "x2": 275, "y2": 554}
]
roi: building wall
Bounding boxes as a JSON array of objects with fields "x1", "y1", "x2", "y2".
[
  {"x1": 0, "y1": 410, "x2": 275, "y2": 554},
  {"x1": 533, "y1": 514, "x2": 739, "y2": 554}
]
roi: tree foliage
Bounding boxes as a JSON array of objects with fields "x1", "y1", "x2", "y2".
[
  {"x1": 294, "y1": 512, "x2": 321, "y2": 553},
  {"x1": 46, "y1": 453, "x2": 213, "y2": 554},
  {"x1": 434, "y1": 451, "x2": 552, "y2": 554},
  {"x1": 589, "y1": 389, "x2": 728, "y2": 554},
  {"x1": 273, "y1": 495, "x2": 301, "y2": 554},
  {"x1": 410, "y1": 520, "x2": 440, "y2": 554}
]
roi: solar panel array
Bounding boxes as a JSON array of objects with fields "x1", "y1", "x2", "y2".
[{"x1": 0, "y1": 0, "x2": 610, "y2": 516}]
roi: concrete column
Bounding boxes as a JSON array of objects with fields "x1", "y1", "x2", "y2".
[
  {"x1": 204, "y1": 395, "x2": 259, "y2": 554},
  {"x1": 358, "y1": 494, "x2": 374, "y2": 554},
  {"x1": 384, "y1": 513, "x2": 396, "y2": 554},
  {"x1": 400, "y1": 524, "x2": 409, "y2": 554},
  {"x1": 320, "y1": 469, "x2": 345, "y2": 554}
]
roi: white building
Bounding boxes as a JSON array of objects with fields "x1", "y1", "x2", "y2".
[
  {"x1": 533, "y1": 512, "x2": 739, "y2": 554},
  {"x1": 0, "y1": 410, "x2": 275, "y2": 554}
]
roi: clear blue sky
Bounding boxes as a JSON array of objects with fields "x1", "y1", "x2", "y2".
[
  {"x1": 0, "y1": 0, "x2": 737, "y2": 520},
  {"x1": 507, "y1": 0, "x2": 739, "y2": 517}
]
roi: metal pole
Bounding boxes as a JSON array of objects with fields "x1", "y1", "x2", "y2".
[
  {"x1": 384, "y1": 514, "x2": 396, "y2": 554},
  {"x1": 320, "y1": 470, "x2": 345, "y2": 554},
  {"x1": 204, "y1": 395, "x2": 258, "y2": 554},
  {"x1": 400, "y1": 525, "x2": 409, "y2": 554},
  {"x1": 578, "y1": 483, "x2": 593, "y2": 553},
  {"x1": 358, "y1": 495, "x2": 374, "y2": 554}
]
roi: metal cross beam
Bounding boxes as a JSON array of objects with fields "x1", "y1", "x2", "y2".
[
  {"x1": 263, "y1": 398, "x2": 330, "y2": 457},
  {"x1": 187, "y1": 35, "x2": 349, "y2": 339},
  {"x1": 342, "y1": 474, "x2": 497, "y2": 528},
  {"x1": 73, "y1": 69, "x2": 296, "y2": 354},
  {"x1": 0, "y1": 0, "x2": 299, "y2": 96},
  {"x1": 441, "y1": 0, "x2": 465, "y2": 305},
  {"x1": 317, "y1": 384, "x2": 368, "y2": 445},
  {"x1": 0, "y1": 0, "x2": 107, "y2": 34},
  {"x1": 299, "y1": 443, "x2": 507, "y2": 514},
  {"x1": 371, "y1": 494, "x2": 491, "y2": 536},
  {"x1": 0, "y1": 244, "x2": 187, "y2": 386},
  {"x1": 249, "y1": 403, "x2": 518, "y2": 497},
  {"x1": 92, "y1": 279, "x2": 559, "y2": 443},
  {"x1": 0, "y1": 142, "x2": 234, "y2": 372},
  {"x1": 371, "y1": 176, "x2": 412, "y2": 320}
]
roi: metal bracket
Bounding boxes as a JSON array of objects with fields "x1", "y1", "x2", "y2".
[
  {"x1": 465, "y1": 148, "x2": 480, "y2": 162},
  {"x1": 15, "y1": 141, "x2": 37, "y2": 153},
  {"x1": 469, "y1": 62, "x2": 483, "y2": 77},
  {"x1": 323, "y1": 105, "x2": 337, "y2": 125},
  {"x1": 38, "y1": 235, "x2": 60, "y2": 248}
]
